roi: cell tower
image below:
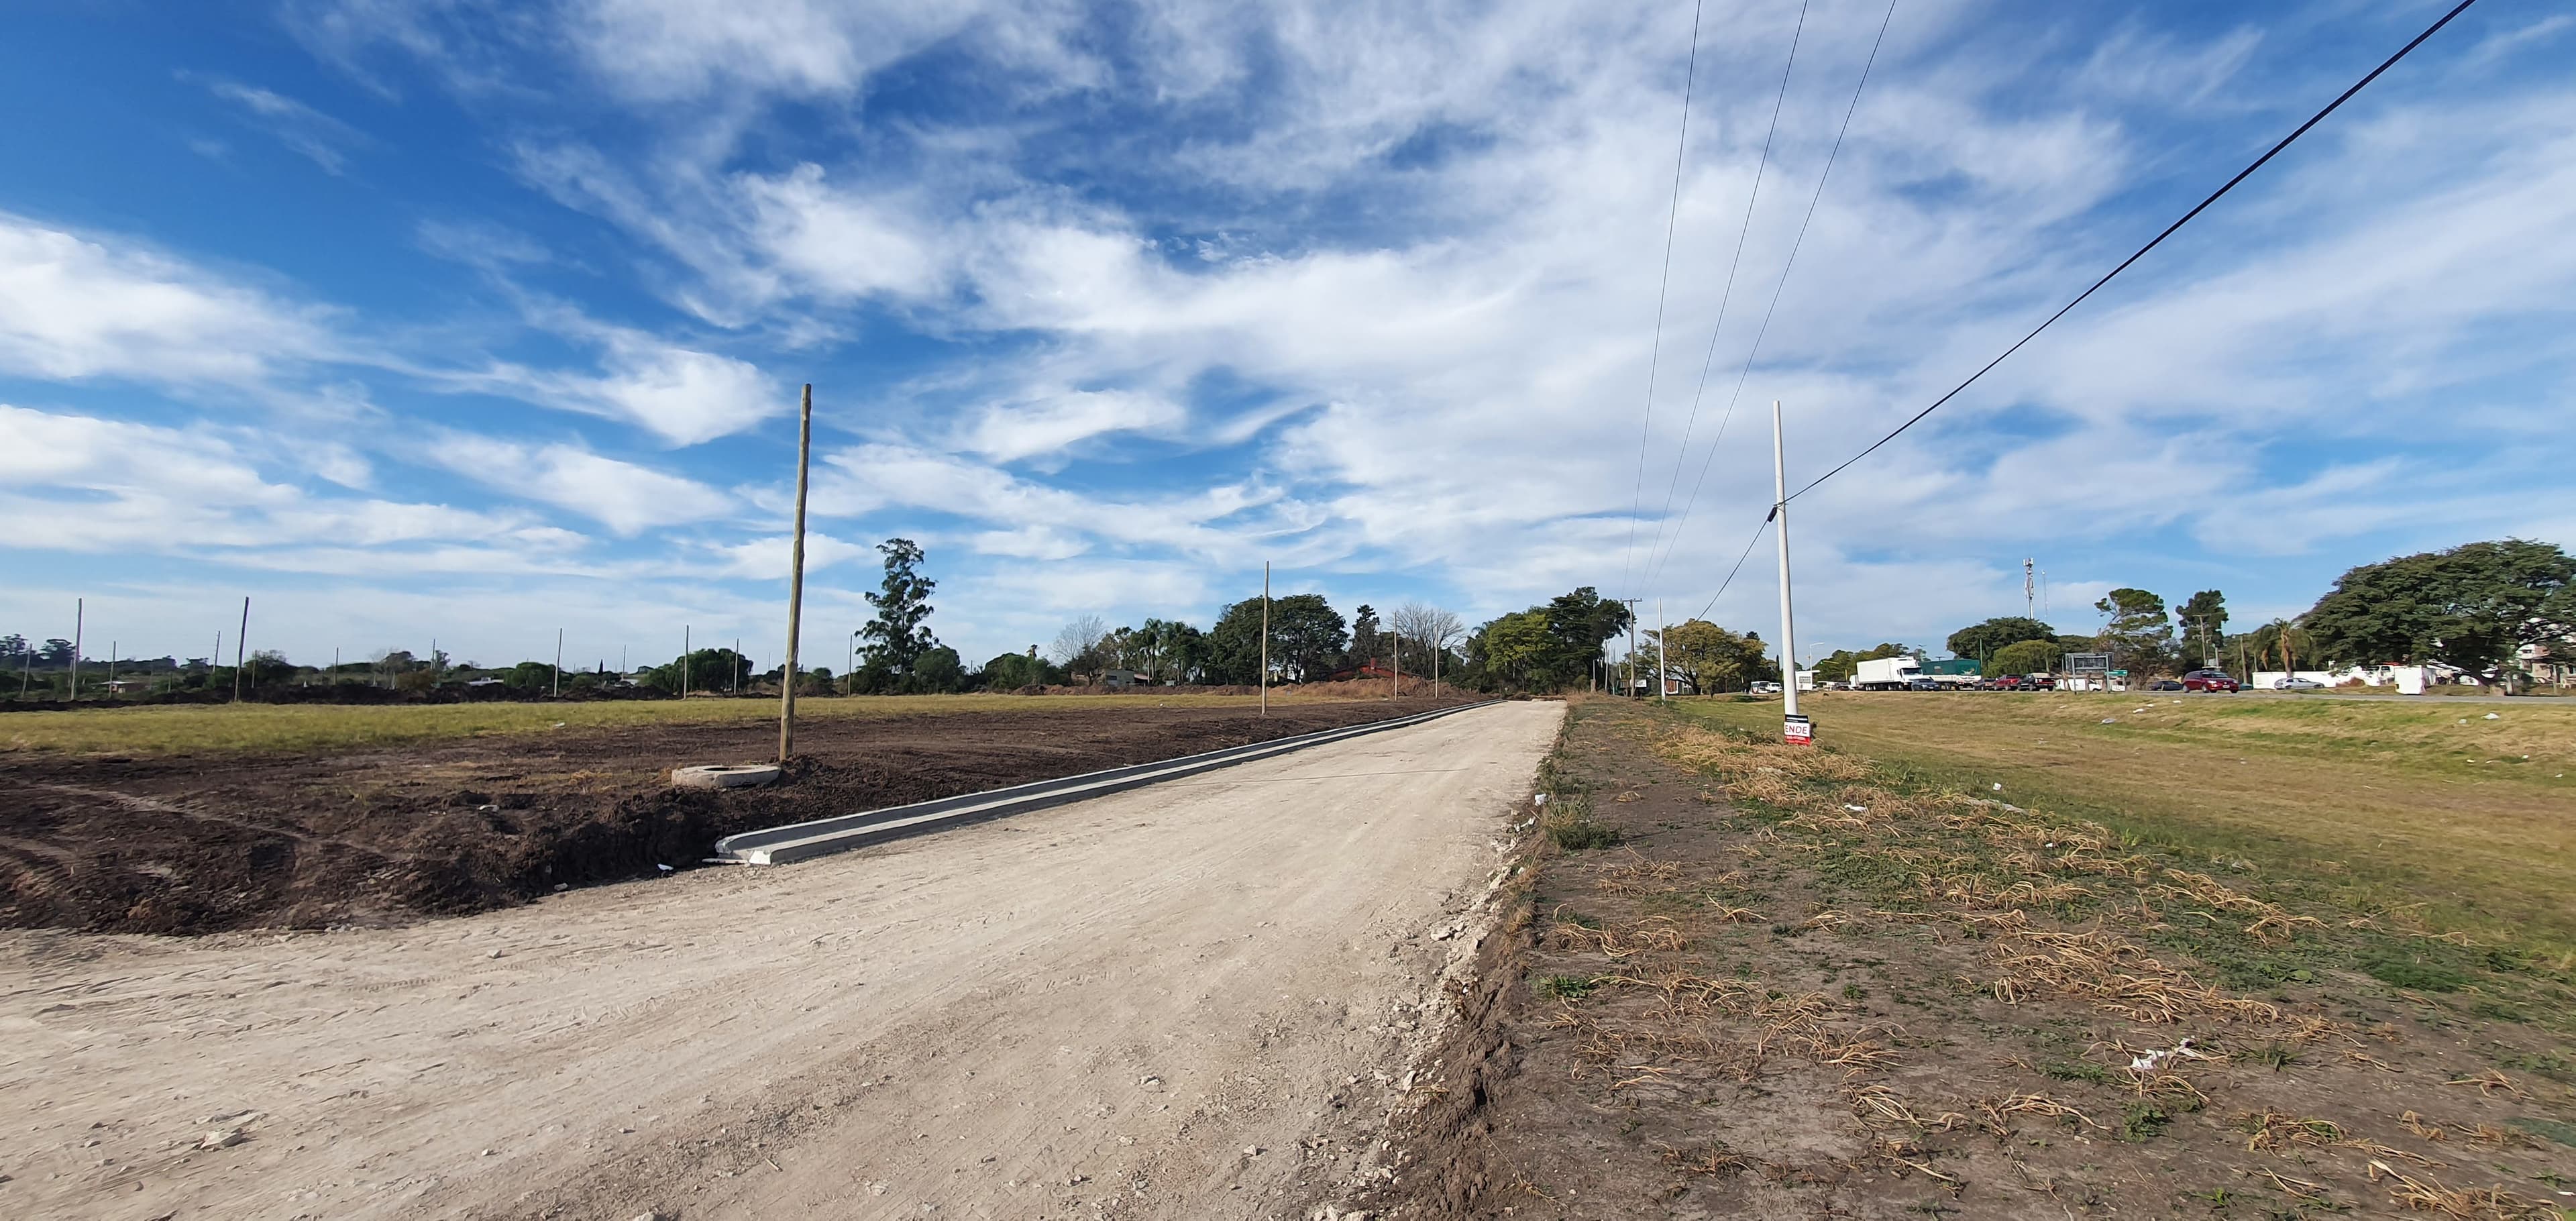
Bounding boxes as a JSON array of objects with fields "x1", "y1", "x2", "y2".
[{"x1": 2024, "y1": 558, "x2": 2035, "y2": 621}]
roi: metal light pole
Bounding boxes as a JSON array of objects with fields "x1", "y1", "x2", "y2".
[{"x1": 1772, "y1": 401, "x2": 1807, "y2": 743}]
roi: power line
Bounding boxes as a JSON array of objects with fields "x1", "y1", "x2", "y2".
[
  {"x1": 1781, "y1": 0, "x2": 2481, "y2": 509},
  {"x1": 1640, "y1": 0, "x2": 1811, "y2": 589},
  {"x1": 1647, "y1": 0, "x2": 1896, "y2": 590},
  {"x1": 1615, "y1": 0, "x2": 1707, "y2": 606},
  {"x1": 1692, "y1": 517, "x2": 1772, "y2": 623}
]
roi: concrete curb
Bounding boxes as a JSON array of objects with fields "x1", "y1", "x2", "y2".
[{"x1": 710, "y1": 700, "x2": 1501, "y2": 865}]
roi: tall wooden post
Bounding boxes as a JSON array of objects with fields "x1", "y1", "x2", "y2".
[
  {"x1": 71, "y1": 598, "x2": 83, "y2": 700},
  {"x1": 779, "y1": 383, "x2": 813, "y2": 761},
  {"x1": 234, "y1": 597, "x2": 249, "y2": 702},
  {"x1": 1259, "y1": 562, "x2": 1270, "y2": 717},
  {"x1": 553, "y1": 628, "x2": 564, "y2": 698}
]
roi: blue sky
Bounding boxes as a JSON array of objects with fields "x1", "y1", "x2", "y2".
[{"x1": 2, "y1": 0, "x2": 2569, "y2": 672}]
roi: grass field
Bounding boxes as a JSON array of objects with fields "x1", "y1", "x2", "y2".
[
  {"x1": 1668, "y1": 690, "x2": 2576, "y2": 979},
  {"x1": 0, "y1": 690, "x2": 1400, "y2": 757}
]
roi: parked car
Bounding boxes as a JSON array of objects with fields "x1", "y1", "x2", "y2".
[
  {"x1": 2148, "y1": 679, "x2": 2184, "y2": 691},
  {"x1": 1748, "y1": 681, "x2": 1782, "y2": 695},
  {"x1": 2182, "y1": 670, "x2": 2240, "y2": 692},
  {"x1": 1905, "y1": 678, "x2": 1941, "y2": 691},
  {"x1": 2272, "y1": 676, "x2": 2326, "y2": 690},
  {"x1": 2025, "y1": 674, "x2": 2057, "y2": 690}
]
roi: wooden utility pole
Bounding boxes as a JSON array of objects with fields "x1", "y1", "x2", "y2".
[
  {"x1": 1657, "y1": 598, "x2": 1667, "y2": 703},
  {"x1": 1391, "y1": 635, "x2": 1400, "y2": 700},
  {"x1": 553, "y1": 628, "x2": 564, "y2": 698},
  {"x1": 71, "y1": 598, "x2": 82, "y2": 700},
  {"x1": 1259, "y1": 562, "x2": 1271, "y2": 717},
  {"x1": 683, "y1": 626, "x2": 691, "y2": 697},
  {"x1": 779, "y1": 382, "x2": 814, "y2": 762},
  {"x1": 233, "y1": 597, "x2": 249, "y2": 702}
]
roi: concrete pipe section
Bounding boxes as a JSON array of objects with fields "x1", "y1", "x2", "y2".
[{"x1": 671, "y1": 763, "x2": 782, "y2": 790}]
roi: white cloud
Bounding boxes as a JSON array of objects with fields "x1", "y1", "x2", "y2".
[
  {"x1": 0, "y1": 215, "x2": 339, "y2": 386},
  {"x1": 0, "y1": 404, "x2": 550, "y2": 556},
  {"x1": 199, "y1": 77, "x2": 370, "y2": 174},
  {"x1": 706, "y1": 530, "x2": 869, "y2": 579},
  {"x1": 427, "y1": 432, "x2": 735, "y2": 535},
  {"x1": 953, "y1": 388, "x2": 1187, "y2": 464}
]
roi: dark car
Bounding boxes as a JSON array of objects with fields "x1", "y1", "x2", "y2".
[
  {"x1": 2182, "y1": 670, "x2": 2240, "y2": 692},
  {"x1": 2149, "y1": 679, "x2": 2184, "y2": 691}
]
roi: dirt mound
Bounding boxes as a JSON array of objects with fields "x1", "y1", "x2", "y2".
[{"x1": 0, "y1": 699, "x2": 1466, "y2": 936}]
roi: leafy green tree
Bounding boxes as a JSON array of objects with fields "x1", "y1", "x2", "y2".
[
  {"x1": 1945, "y1": 617, "x2": 2056, "y2": 663},
  {"x1": 1118, "y1": 618, "x2": 1205, "y2": 684},
  {"x1": 912, "y1": 646, "x2": 966, "y2": 693},
  {"x1": 1350, "y1": 604, "x2": 1381, "y2": 668},
  {"x1": 2302, "y1": 539, "x2": 2573, "y2": 684},
  {"x1": 2249, "y1": 619, "x2": 2312, "y2": 673},
  {"x1": 2094, "y1": 588, "x2": 2174, "y2": 673},
  {"x1": 1203, "y1": 595, "x2": 1346, "y2": 684},
  {"x1": 643, "y1": 648, "x2": 749, "y2": 694},
  {"x1": 2175, "y1": 590, "x2": 2228, "y2": 666},
  {"x1": 40, "y1": 638, "x2": 73, "y2": 666},
  {"x1": 1651, "y1": 620, "x2": 1774, "y2": 693},
  {"x1": 505, "y1": 661, "x2": 556, "y2": 690},
  {"x1": 980, "y1": 649, "x2": 1059, "y2": 690},
  {"x1": 1990, "y1": 639, "x2": 2062, "y2": 677},
  {"x1": 1544, "y1": 588, "x2": 1631, "y2": 689},
  {"x1": 859, "y1": 538, "x2": 940, "y2": 680},
  {"x1": 1467, "y1": 609, "x2": 1555, "y2": 690}
]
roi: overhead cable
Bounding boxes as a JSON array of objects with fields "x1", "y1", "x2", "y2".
[
  {"x1": 1779, "y1": 0, "x2": 2481, "y2": 509},
  {"x1": 1615, "y1": 0, "x2": 1708, "y2": 605},
  {"x1": 1640, "y1": 0, "x2": 1811, "y2": 588},
  {"x1": 1648, "y1": 0, "x2": 1897, "y2": 590}
]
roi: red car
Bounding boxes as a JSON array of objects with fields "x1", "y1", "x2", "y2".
[{"x1": 2182, "y1": 670, "x2": 2239, "y2": 692}]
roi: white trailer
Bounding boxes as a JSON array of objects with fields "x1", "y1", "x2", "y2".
[{"x1": 1852, "y1": 657, "x2": 1923, "y2": 690}]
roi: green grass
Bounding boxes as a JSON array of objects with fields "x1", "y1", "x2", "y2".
[
  {"x1": 1664, "y1": 693, "x2": 2576, "y2": 968},
  {"x1": 0, "y1": 691, "x2": 1366, "y2": 756},
  {"x1": 1650, "y1": 694, "x2": 2576, "y2": 1035}
]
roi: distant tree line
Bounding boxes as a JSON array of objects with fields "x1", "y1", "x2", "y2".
[{"x1": 1901, "y1": 537, "x2": 2573, "y2": 690}]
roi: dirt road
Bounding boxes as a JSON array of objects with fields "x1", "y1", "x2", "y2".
[{"x1": 0, "y1": 700, "x2": 1562, "y2": 1220}]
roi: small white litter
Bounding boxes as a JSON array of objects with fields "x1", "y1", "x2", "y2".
[
  {"x1": 2129, "y1": 1039, "x2": 2210, "y2": 1073},
  {"x1": 2483, "y1": 712, "x2": 2500, "y2": 721},
  {"x1": 2100, "y1": 717, "x2": 2116, "y2": 724},
  {"x1": 1843, "y1": 804, "x2": 1868, "y2": 813},
  {"x1": 1992, "y1": 783, "x2": 2002, "y2": 792},
  {"x1": 655, "y1": 863, "x2": 674, "y2": 872},
  {"x1": 1532, "y1": 793, "x2": 1548, "y2": 808}
]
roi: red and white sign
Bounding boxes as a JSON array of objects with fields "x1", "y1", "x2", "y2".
[{"x1": 1783, "y1": 714, "x2": 1813, "y2": 745}]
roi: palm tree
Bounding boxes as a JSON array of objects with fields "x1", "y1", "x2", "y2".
[{"x1": 2253, "y1": 619, "x2": 2312, "y2": 674}]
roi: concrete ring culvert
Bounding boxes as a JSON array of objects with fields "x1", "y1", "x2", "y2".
[{"x1": 670, "y1": 763, "x2": 783, "y2": 790}]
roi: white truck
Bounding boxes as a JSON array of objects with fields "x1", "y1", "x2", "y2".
[{"x1": 1852, "y1": 656, "x2": 1924, "y2": 690}]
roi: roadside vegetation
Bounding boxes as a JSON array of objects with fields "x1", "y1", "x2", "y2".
[{"x1": 1383, "y1": 695, "x2": 2575, "y2": 1219}]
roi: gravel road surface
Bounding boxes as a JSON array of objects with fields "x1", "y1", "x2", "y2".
[{"x1": 0, "y1": 700, "x2": 1561, "y2": 1220}]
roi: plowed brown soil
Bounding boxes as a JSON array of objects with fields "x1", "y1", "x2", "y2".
[{"x1": 1, "y1": 698, "x2": 1464, "y2": 935}]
